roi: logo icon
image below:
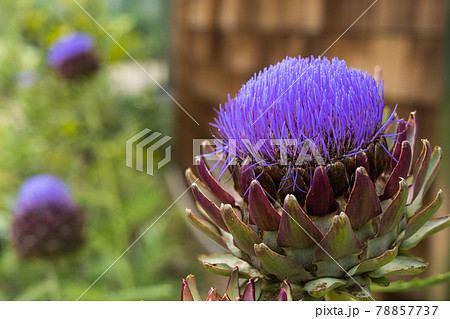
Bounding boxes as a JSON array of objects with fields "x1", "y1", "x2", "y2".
[{"x1": 126, "y1": 128, "x2": 172, "y2": 175}]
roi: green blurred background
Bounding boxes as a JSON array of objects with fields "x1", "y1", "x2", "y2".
[
  {"x1": 0, "y1": 0, "x2": 206, "y2": 300},
  {"x1": 0, "y1": 0, "x2": 449, "y2": 301}
]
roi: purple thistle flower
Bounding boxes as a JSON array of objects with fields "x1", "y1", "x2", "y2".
[
  {"x1": 184, "y1": 55, "x2": 448, "y2": 300},
  {"x1": 15, "y1": 175, "x2": 75, "y2": 214},
  {"x1": 11, "y1": 174, "x2": 84, "y2": 258},
  {"x1": 47, "y1": 32, "x2": 99, "y2": 80},
  {"x1": 184, "y1": 54, "x2": 449, "y2": 300},
  {"x1": 48, "y1": 32, "x2": 94, "y2": 67},
  {"x1": 213, "y1": 56, "x2": 394, "y2": 170}
]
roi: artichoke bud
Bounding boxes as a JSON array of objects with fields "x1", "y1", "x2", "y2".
[
  {"x1": 11, "y1": 174, "x2": 85, "y2": 259},
  {"x1": 47, "y1": 32, "x2": 99, "y2": 80},
  {"x1": 185, "y1": 56, "x2": 448, "y2": 300}
]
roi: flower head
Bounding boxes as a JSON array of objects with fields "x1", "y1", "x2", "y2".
[
  {"x1": 213, "y1": 56, "x2": 393, "y2": 170},
  {"x1": 47, "y1": 32, "x2": 99, "y2": 80},
  {"x1": 15, "y1": 174, "x2": 75, "y2": 214},
  {"x1": 48, "y1": 32, "x2": 94, "y2": 67},
  {"x1": 184, "y1": 56, "x2": 448, "y2": 300},
  {"x1": 11, "y1": 174, "x2": 84, "y2": 258}
]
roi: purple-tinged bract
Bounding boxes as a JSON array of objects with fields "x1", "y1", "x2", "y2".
[{"x1": 181, "y1": 268, "x2": 296, "y2": 301}]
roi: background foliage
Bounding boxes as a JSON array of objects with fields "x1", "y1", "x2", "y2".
[{"x1": 0, "y1": 0, "x2": 203, "y2": 300}]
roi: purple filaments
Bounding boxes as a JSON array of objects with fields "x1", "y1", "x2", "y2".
[
  {"x1": 212, "y1": 56, "x2": 397, "y2": 170},
  {"x1": 47, "y1": 32, "x2": 94, "y2": 67}
]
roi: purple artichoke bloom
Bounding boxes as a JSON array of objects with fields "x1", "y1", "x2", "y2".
[
  {"x1": 47, "y1": 32, "x2": 99, "y2": 80},
  {"x1": 213, "y1": 56, "x2": 390, "y2": 170},
  {"x1": 11, "y1": 174, "x2": 84, "y2": 258},
  {"x1": 184, "y1": 56, "x2": 449, "y2": 300}
]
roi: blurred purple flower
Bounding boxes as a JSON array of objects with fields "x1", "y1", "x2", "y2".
[
  {"x1": 11, "y1": 174, "x2": 85, "y2": 258},
  {"x1": 48, "y1": 32, "x2": 94, "y2": 67},
  {"x1": 47, "y1": 32, "x2": 99, "y2": 80},
  {"x1": 16, "y1": 70, "x2": 39, "y2": 88}
]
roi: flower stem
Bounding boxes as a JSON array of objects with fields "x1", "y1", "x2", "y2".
[
  {"x1": 46, "y1": 262, "x2": 61, "y2": 300},
  {"x1": 372, "y1": 271, "x2": 450, "y2": 292}
]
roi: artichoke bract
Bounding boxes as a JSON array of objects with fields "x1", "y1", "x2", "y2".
[
  {"x1": 181, "y1": 267, "x2": 294, "y2": 301},
  {"x1": 11, "y1": 174, "x2": 85, "y2": 259},
  {"x1": 184, "y1": 56, "x2": 449, "y2": 300},
  {"x1": 47, "y1": 32, "x2": 99, "y2": 80}
]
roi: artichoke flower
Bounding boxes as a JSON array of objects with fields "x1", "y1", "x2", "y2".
[
  {"x1": 184, "y1": 56, "x2": 449, "y2": 300},
  {"x1": 47, "y1": 32, "x2": 99, "y2": 80},
  {"x1": 11, "y1": 174, "x2": 85, "y2": 259}
]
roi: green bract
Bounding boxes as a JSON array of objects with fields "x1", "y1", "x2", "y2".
[{"x1": 184, "y1": 111, "x2": 448, "y2": 300}]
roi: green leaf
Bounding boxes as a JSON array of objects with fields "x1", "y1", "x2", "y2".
[
  {"x1": 276, "y1": 194, "x2": 323, "y2": 248},
  {"x1": 313, "y1": 213, "x2": 363, "y2": 276},
  {"x1": 221, "y1": 204, "x2": 262, "y2": 256},
  {"x1": 370, "y1": 276, "x2": 390, "y2": 287},
  {"x1": 198, "y1": 253, "x2": 263, "y2": 279},
  {"x1": 225, "y1": 267, "x2": 240, "y2": 300},
  {"x1": 368, "y1": 256, "x2": 428, "y2": 278},
  {"x1": 222, "y1": 232, "x2": 245, "y2": 259},
  {"x1": 353, "y1": 219, "x2": 377, "y2": 244},
  {"x1": 410, "y1": 139, "x2": 432, "y2": 202},
  {"x1": 254, "y1": 278, "x2": 263, "y2": 301},
  {"x1": 314, "y1": 213, "x2": 363, "y2": 261},
  {"x1": 338, "y1": 275, "x2": 373, "y2": 300},
  {"x1": 324, "y1": 290, "x2": 353, "y2": 301},
  {"x1": 254, "y1": 243, "x2": 314, "y2": 282},
  {"x1": 302, "y1": 294, "x2": 324, "y2": 301},
  {"x1": 258, "y1": 282, "x2": 286, "y2": 301},
  {"x1": 422, "y1": 146, "x2": 442, "y2": 195},
  {"x1": 372, "y1": 271, "x2": 450, "y2": 292},
  {"x1": 186, "y1": 209, "x2": 228, "y2": 250},
  {"x1": 283, "y1": 246, "x2": 316, "y2": 272},
  {"x1": 403, "y1": 190, "x2": 443, "y2": 241},
  {"x1": 377, "y1": 180, "x2": 408, "y2": 236},
  {"x1": 405, "y1": 146, "x2": 442, "y2": 218},
  {"x1": 400, "y1": 216, "x2": 450, "y2": 250},
  {"x1": 185, "y1": 275, "x2": 202, "y2": 301},
  {"x1": 202, "y1": 263, "x2": 245, "y2": 278},
  {"x1": 347, "y1": 248, "x2": 398, "y2": 276},
  {"x1": 365, "y1": 230, "x2": 397, "y2": 259},
  {"x1": 304, "y1": 277, "x2": 346, "y2": 298},
  {"x1": 410, "y1": 145, "x2": 442, "y2": 208}
]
